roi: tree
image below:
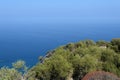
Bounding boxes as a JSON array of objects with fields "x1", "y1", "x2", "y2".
[
  {"x1": 1, "y1": 39, "x2": 120, "y2": 80},
  {"x1": 0, "y1": 67, "x2": 21, "y2": 80},
  {"x1": 12, "y1": 60, "x2": 28, "y2": 73},
  {"x1": 111, "y1": 38, "x2": 120, "y2": 52},
  {"x1": 96, "y1": 40, "x2": 108, "y2": 46},
  {"x1": 32, "y1": 53, "x2": 73, "y2": 80}
]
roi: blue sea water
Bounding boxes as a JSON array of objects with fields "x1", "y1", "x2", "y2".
[{"x1": 0, "y1": 23, "x2": 120, "y2": 67}]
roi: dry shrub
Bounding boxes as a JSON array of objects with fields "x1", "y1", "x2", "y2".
[{"x1": 82, "y1": 71, "x2": 120, "y2": 80}]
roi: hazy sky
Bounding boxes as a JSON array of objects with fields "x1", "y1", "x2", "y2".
[{"x1": 0, "y1": 0, "x2": 120, "y2": 24}]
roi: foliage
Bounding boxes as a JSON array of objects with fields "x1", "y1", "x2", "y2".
[
  {"x1": 1, "y1": 39, "x2": 120, "y2": 80},
  {"x1": 0, "y1": 67, "x2": 21, "y2": 80},
  {"x1": 31, "y1": 39, "x2": 120, "y2": 80},
  {"x1": 0, "y1": 60, "x2": 33, "y2": 80},
  {"x1": 32, "y1": 51, "x2": 73, "y2": 80},
  {"x1": 111, "y1": 38, "x2": 120, "y2": 52},
  {"x1": 12, "y1": 60, "x2": 28, "y2": 73}
]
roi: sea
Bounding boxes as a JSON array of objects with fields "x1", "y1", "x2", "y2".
[{"x1": 0, "y1": 23, "x2": 120, "y2": 67}]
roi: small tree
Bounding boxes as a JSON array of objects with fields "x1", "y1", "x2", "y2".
[
  {"x1": 12, "y1": 60, "x2": 28, "y2": 80},
  {"x1": 0, "y1": 67, "x2": 21, "y2": 80}
]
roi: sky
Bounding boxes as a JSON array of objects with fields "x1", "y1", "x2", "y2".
[
  {"x1": 0, "y1": 0, "x2": 120, "y2": 24},
  {"x1": 0, "y1": 0, "x2": 120, "y2": 66}
]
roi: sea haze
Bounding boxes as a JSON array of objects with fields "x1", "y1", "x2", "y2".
[{"x1": 0, "y1": 23, "x2": 120, "y2": 67}]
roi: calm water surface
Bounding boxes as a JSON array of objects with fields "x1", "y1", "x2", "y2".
[{"x1": 0, "y1": 23, "x2": 120, "y2": 67}]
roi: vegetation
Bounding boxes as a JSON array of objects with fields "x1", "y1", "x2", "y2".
[
  {"x1": 0, "y1": 60, "x2": 35, "y2": 80},
  {"x1": 0, "y1": 38, "x2": 120, "y2": 80},
  {"x1": 82, "y1": 71, "x2": 120, "y2": 80}
]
